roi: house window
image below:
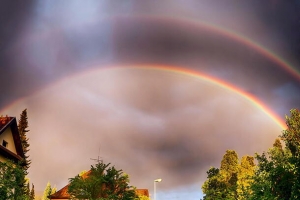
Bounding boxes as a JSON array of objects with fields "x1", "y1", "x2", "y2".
[{"x1": 2, "y1": 140, "x2": 8, "y2": 148}]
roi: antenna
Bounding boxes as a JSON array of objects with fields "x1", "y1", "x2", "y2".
[{"x1": 90, "y1": 147, "x2": 103, "y2": 163}]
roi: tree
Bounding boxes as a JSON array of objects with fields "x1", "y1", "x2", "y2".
[
  {"x1": 51, "y1": 186, "x2": 57, "y2": 195},
  {"x1": 202, "y1": 167, "x2": 227, "y2": 200},
  {"x1": 202, "y1": 109, "x2": 300, "y2": 200},
  {"x1": 30, "y1": 183, "x2": 35, "y2": 200},
  {"x1": 25, "y1": 181, "x2": 35, "y2": 200},
  {"x1": 137, "y1": 195, "x2": 150, "y2": 200},
  {"x1": 42, "y1": 182, "x2": 54, "y2": 200},
  {"x1": 219, "y1": 150, "x2": 239, "y2": 199},
  {"x1": 202, "y1": 150, "x2": 239, "y2": 200},
  {"x1": 237, "y1": 156, "x2": 255, "y2": 199},
  {"x1": 0, "y1": 161, "x2": 28, "y2": 200},
  {"x1": 18, "y1": 109, "x2": 31, "y2": 172},
  {"x1": 249, "y1": 138, "x2": 294, "y2": 200},
  {"x1": 0, "y1": 109, "x2": 33, "y2": 200},
  {"x1": 68, "y1": 162, "x2": 137, "y2": 200},
  {"x1": 247, "y1": 109, "x2": 300, "y2": 200},
  {"x1": 281, "y1": 109, "x2": 300, "y2": 157},
  {"x1": 280, "y1": 109, "x2": 300, "y2": 199}
]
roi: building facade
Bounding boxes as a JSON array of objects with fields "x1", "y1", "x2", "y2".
[{"x1": 0, "y1": 116, "x2": 25, "y2": 163}]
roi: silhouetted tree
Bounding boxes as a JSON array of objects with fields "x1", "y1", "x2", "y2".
[
  {"x1": 18, "y1": 109, "x2": 31, "y2": 172},
  {"x1": 30, "y1": 183, "x2": 35, "y2": 200}
]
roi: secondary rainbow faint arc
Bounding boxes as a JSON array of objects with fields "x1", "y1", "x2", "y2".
[
  {"x1": 25, "y1": 14, "x2": 300, "y2": 81},
  {"x1": 124, "y1": 14, "x2": 300, "y2": 82},
  {"x1": 129, "y1": 64, "x2": 287, "y2": 129}
]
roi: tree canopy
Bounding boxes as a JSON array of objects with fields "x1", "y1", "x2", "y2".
[
  {"x1": 0, "y1": 161, "x2": 28, "y2": 200},
  {"x1": 202, "y1": 109, "x2": 300, "y2": 200},
  {"x1": 68, "y1": 162, "x2": 137, "y2": 200},
  {"x1": 202, "y1": 150, "x2": 252, "y2": 200}
]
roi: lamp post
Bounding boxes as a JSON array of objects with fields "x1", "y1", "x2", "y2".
[{"x1": 154, "y1": 178, "x2": 162, "y2": 200}]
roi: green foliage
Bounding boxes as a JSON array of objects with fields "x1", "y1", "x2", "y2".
[
  {"x1": 68, "y1": 162, "x2": 137, "y2": 200},
  {"x1": 202, "y1": 150, "x2": 239, "y2": 200},
  {"x1": 18, "y1": 109, "x2": 31, "y2": 172},
  {"x1": 136, "y1": 195, "x2": 150, "y2": 200},
  {"x1": 202, "y1": 109, "x2": 300, "y2": 200},
  {"x1": 51, "y1": 185, "x2": 57, "y2": 195},
  {"x1": 248, "y1": 109, "x2": 300, "y2": 200},
  {"x1": 281, "y1": 109, "x2": 300, "y2": 199},
  {"x1": 249, "y1": 139, "x2": 293, "y2": 200},
  {"x1": 202, "y1": 167, "x2": 227, "y2": 200},
  {"x1": 281, "y1": 109, "x2": 300, "y2": 156},
  {"x1": 42, "y1": 182, "x2": 55, "y2": 200},
  {"x1": 0, "y1": 161, "x2": 29, "y2": 200},
  {"x1": 29, "y1": 184, "x2": 35, "y2": 200},
  {"x1": 0, "y1": 110, "x2": 34, "y2": 200},
  {"x1": 237, "y1": 156, "x2": 255, "y2": 199},
  {"x1": 248, "y1": 109, "x2": 300, "y2": 199}
]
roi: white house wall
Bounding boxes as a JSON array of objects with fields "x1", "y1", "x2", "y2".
[{"x1": 0, "y1": 126, "x2": 17, "y2": 154}]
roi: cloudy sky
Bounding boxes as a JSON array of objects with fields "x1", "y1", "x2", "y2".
[{"x1": 1, "y1": 1, "x2": 300, "y2": 199}]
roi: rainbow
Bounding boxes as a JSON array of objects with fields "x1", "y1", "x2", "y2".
[
  {"x1": 124, "y1": 64, "x2": 287, "y2": 129},
  {"x1": 2, "y1": 14, "x2": 293, "y2": 130},
  {"x1": 25, "y1": 14, "x2": 300, "y2": 82},
  {"x1": 0, "y1": 64, "x2": 286, "y2": 130},
  {"x1": 116, "y1": 14, "x2": 300, "y2": 82}
]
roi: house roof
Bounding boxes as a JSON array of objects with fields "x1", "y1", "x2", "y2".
[
  {"x1": 49, "y1": 170, "x2": 149, "y2": 199},
  {"x1": 0, "y1": 116, "x2": 25, "y2": 162},
  {"x1": 50, "y1": 185, "x2": 149, "y2": 199},
  {"x1": 49, "y1": 184, "x2": 70, "y2": 199},
  {"x1": 49, "y1": 171, "x2": 92, "y2": 199},
  {"x1": 136, "y1": 189, "x2": 150, "y2": 197}
]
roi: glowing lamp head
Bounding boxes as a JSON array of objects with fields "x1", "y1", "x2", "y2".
[{"x1": 154, "y1": 178, "x2": 162, "y2": 182}]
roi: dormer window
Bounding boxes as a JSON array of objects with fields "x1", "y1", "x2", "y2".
[{"x1": 2, "y1": 140, "x2": 8, "y2": 148}]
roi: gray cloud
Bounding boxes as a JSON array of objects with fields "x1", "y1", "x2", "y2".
[
  {"x1": 2, "y1": 0, "x2": 299, "y2": 116},
  {"x1": 1, "y1": 1, "x2": 300, "y2": 198},
  {"x1": 2, "y1": 68, "x2": 282, "y2": 195}
]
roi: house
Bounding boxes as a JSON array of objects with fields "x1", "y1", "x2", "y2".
[
  {"x1": 49, "y1": 170, "x2": 149, "y2": 199},
  {"x1": 0, "y1": 116, "x2": 25, "y2": 163}
]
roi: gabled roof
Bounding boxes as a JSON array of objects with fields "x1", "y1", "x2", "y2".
[
  {"x1": 49, "y1": 184, "x2": 70, "y2": 199},
  {"x1": 0, "y1": 116, "x2": 25, "y2": 162}
]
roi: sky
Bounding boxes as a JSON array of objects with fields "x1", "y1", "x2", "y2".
[{"x1": 1, "y1": 1, "x2": 300, "y2": 199}]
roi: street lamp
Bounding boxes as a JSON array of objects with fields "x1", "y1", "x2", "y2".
[{"x1": 154, "y1": 178, "x2": 162, "y2": 200}]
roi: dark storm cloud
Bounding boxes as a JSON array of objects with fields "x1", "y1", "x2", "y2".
[
  {"x1": 1, "y1": 0, "x2": 300, "y2": 116},
  {"x1": 0, "y1": 0, "x2": 36, "y2": 108},
  {"x1": 1, "y1": 0, "x2": 300, "y2": 198}
]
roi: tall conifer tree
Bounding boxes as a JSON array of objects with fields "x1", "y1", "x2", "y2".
[
  {"x1": 18, "y1": 109, "x2": 31, "y2": 171},
  {"x1": 30, "y1": 183, "x2": 35, "y2": 200},
  {"x1": 42, "y1": 182, "x2": 53, "y2": 200}
]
